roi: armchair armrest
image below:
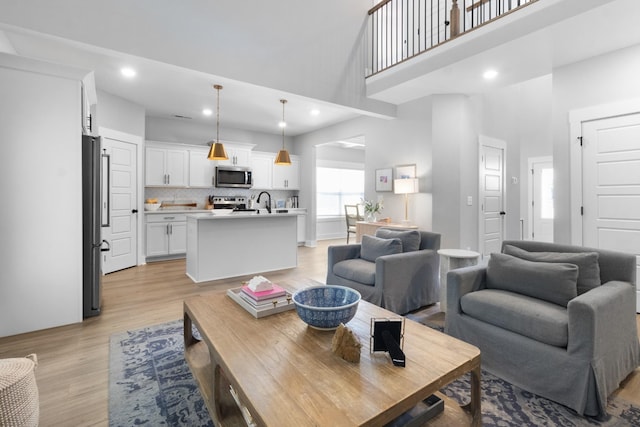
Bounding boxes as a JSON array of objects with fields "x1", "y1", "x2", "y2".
[
  {"x1": 327, "y1": 244, "x2": 361, "y2": 275},
  {"x1": 567, "y1": 281, "x2": 638, "y2": 357},
  {"x1": 446, "y1": 265, "x2": 487, "y2": 314},
  {"x1": 375, "y1": 249, "x2": 439, "y2": 314}
]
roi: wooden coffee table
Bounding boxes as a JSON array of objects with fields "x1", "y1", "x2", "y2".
[{"x1": 184, "y1": 278, "x2": 481, "y2": 426}]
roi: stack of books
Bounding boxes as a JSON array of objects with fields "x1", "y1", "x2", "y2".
[
  {"x1": 227, "y1": 275, "x2": 295, "y2": 318},
  {"x1": 239, "y1": 283, "x2": 292, "y2": 311}
]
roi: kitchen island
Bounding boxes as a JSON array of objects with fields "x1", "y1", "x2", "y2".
[{"x1": 186, "y1": 212, "x2": 298, "y2": 282}]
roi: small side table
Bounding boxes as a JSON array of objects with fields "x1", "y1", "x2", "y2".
[{"x1": 438, "y1": 249, "x2": 480, "y2": 313}]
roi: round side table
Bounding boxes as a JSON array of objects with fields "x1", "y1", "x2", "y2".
[{"x1": 438, "y1": 249, "x2": 480, "y2": 313}]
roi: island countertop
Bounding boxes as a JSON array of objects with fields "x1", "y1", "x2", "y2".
[
  {"x1": 187, "y1": 211, "x2": 299, "y2": 220},
  {"x1": 186, "y1": 212, "x2": 298, "y2": 282}
]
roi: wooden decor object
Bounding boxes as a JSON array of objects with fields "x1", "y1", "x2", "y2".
[{"x1": 331, "y1": 323, "x2": 362, "y2": 363}]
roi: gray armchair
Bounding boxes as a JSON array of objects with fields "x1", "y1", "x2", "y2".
[
  {"x1": 326, "y1": 228, "x2": 441, "y2": 314},
  {"x1": 445, "y1": 240, "x2": 640, "y2": 418}
]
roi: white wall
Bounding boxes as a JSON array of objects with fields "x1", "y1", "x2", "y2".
[
  {"x1": 0, "y1": 54, "x2": 85, "y2": 336},
  {"x1": 97, "y1": 90, "x2": 146, "y2": 138},
  {"x1": 552, "y1": 43, "x2": 640, "y2": 243}
]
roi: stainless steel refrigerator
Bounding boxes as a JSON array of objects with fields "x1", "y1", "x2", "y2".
[{"x1": 82, "y1": 135, "x2": 109, "y2": 318}]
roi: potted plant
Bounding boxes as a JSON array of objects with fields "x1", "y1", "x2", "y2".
[{"x1": 362, "y1": 198, "x2": 383, "y2": 222}]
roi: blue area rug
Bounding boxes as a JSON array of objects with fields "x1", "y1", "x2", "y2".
[
  {"x1": 109, "y1": 320, "x2": 213, "y2": 427},
  {"x1": 109, "y1": 319, "x2": 640, "y2": 426}
]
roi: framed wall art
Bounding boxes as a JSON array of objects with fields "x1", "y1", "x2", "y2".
[
  {"x1": 375, "y1": 168, "x2": 393, "y2": 192},
  {"x1": 395, "y1": 164, "x2": 416, "y2": 179}
]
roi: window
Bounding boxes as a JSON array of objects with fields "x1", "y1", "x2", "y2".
[{"x1": 316, "y1": 167, "x2": 364, "y2": 217}]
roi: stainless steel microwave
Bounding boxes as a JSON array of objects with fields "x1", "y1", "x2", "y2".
[{"x1": 215, "y1": 166, "x2": 252, "y2": 188}]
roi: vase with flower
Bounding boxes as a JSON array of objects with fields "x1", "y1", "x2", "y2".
[{"x1": 362, "y1": 198, "x2": 383, "y2": 222}]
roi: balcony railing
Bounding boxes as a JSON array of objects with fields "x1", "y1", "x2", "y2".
[{"x1": 367, "y1": 0, "x2": 538, "y2": 76}]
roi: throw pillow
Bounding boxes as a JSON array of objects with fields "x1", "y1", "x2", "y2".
[
  {"x1": 360, "y1": 235, "x2": 403, "y2": 262},
  {"x1": 375, "y1": 229, "x2": 421, "y2": 252},
  {"x1": 486, "y1": 253, "x2": 578, "y2": 307},
  {"x1": 503, "y1": 245, "x2": 601, "y2": 294}
]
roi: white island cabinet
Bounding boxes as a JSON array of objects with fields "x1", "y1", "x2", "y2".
[{"x1": 186, "y1": 213, "x2": 298, "y2": 282}]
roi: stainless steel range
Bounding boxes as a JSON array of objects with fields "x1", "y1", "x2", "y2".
[{"x1": 211, "y1": 196, "x2": 254, "y2": 211}]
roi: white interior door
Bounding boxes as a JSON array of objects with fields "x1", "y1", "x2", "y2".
[
  {"x1": 479, "y1": 136, "x2": 506, "y2": 259},
  {"x1": 582, "y1": 113, "x2": 640, "y2": 312},
  {"x1": 102, "y1": 137, "x2": 137, "y2": 274},
  {"x1": 529, "y1": 157, "x2": 554, "y2": 242}
]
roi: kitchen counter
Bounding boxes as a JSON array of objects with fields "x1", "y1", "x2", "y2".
[
  {"x1": 185, "y1": 212, "x2": 298, "y2": 282},
  {"x1": 145, "y1": 208, "x2": 211, "y2": 214},
  {"x1": 187, "y1": 211, "x2": 299, "y2": 220}
]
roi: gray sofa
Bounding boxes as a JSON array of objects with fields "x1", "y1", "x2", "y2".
[
  {"x1": 445, "y1": 240, "x2": 640, "y2": 418},
  {"x1": 326, "y1": 228, "x2": 440, "y2": 314}
]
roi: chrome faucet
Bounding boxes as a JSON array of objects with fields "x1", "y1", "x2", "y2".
[{"x1": 256, "y1": 191, "x2": 272, "y2": 214}]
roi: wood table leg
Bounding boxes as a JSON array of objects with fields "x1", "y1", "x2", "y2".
[{"x1": 462, "y1": 364, "x2": 482, "y2": 426}]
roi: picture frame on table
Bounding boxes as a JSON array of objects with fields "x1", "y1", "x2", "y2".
[
  {"x1": 395, "y1": 164, "x2": 416, "y2": 179},
  {"x1": 375, "y1": 168, "x2": 393, "y2": 192}
]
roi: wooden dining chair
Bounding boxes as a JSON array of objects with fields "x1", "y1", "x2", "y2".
[{"x1": 344, "y1": 205, "x2": 362, "y2": 243}]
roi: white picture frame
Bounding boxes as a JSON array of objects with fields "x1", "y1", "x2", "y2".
[
  {"x1": 375, "y1": 168, "x2": 393, "y2": 192},
  {"x1": 395, "y1": 164, "x2": 416, "y2": 179}
]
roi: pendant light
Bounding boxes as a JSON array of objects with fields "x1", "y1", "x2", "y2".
[
  {"x1": 207, "y1": 84, "x2": 229, "y2": 160},
  {"x1": 274, "y1": 99, "x2": 292, "y2": 165}
]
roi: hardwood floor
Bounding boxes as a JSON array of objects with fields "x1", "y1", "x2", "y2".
[{"x1": 0, "y1": 239, "x2": 638, "y2": 426}]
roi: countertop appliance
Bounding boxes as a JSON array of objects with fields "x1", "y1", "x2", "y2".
[
  {"x1": 82, "y1": 135, "x2": 109, "y2": 318},
  {"x1": 216, "y1": 166, "x2": 252, "y2": 188}
]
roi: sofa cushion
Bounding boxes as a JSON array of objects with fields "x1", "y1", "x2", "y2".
[
  {"x1": 360, "y1": 235, "x2": 403, "y2": 262},
  {"x1": 333, "y1": 259, "x2": 376, "y2": 285},
  {"x1": 461, "y1": 289, "x2": 569, "y2": 347},
  {"x1": 503, "y1": 244, "x2": 601, "y2": 295},
  {"x1": 486, "y1": 253, "x2": 578, "y2": 307},
  {"x1": 375, "y1": 229, "x2": 421, "y2": 252}
]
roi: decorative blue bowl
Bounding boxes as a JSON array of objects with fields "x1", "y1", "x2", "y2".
[{"x1": 292, "y1": 285, "x2": 361, "y2": 330}]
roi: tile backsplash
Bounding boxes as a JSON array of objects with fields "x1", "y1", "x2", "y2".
[{"x1": 145, "y1": 187, "x2": 298, "y2": 209}]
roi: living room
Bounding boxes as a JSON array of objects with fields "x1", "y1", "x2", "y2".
[{"x1": 1, "y1": 0, "x2": 640, "y2": 425}]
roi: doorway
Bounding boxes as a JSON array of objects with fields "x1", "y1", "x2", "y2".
[
  {"x1": 527, "y1": 156, "x2": 554, "y2": 242},
  {"x1": 478, "y1": 136, "x2": 506, "y2": 259},
  {"x1": 570, "y1": 101, "x2": 640, "y2": 312}
]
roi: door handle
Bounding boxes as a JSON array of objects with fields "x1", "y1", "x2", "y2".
[
  {"x1": 500, "y1": 211, "x2": 506, "y2": 216},
  {"x1": 132, "y1": 209, "x2": 138, "y2": 214},
  {"x1": 99, "y1": 240, "x2": 110, "y2": 252}
]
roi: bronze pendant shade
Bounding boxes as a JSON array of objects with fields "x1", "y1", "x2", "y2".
[
  {"x1": 274, "y1": 99, "x2": 291, "y2": 165},
  {"x1": 207, "y1": 84, "x2": 229, "y2": 161}
]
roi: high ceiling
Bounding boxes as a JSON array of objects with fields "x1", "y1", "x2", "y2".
[{"x1": 1, "y1": 0, "x2": 638, "y2": 137}]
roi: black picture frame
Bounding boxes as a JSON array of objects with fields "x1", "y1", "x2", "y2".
[{"x1": 370, "y1": 317, "x2": 404, "y2": 352}]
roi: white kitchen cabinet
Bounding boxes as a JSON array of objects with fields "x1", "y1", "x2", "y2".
[
  {"x1": 273, "y1": 155, "x2": 300, "y2": 189},
  {"x1": 145, "y1": 145, "x2": 188, "y2": 187},
  {"x1": 250, "y1": 151, "x2": 274, "y2": 189},
  {"x1": 216, "y1": 144, "x2": 252, "y2": 167},
  {"x1": 189, "y1": 148, "x2": 215, "y2": 187},
  {"x1": 146, "y1": 213, "x2": 187, "y2": 258}
]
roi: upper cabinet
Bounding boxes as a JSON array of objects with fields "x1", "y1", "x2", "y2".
[
  {"x1": 145, "y1": 145, "x2": 188, "y2": 187},
  {"x1": 188, "y1": 148, "x2": 215, "y2": 188},
  {"x1": 144, "y1": 141, "x2": 298, "y2": 190},
  {"x1": 216, "y1": 144, "x2": 252, "y2": 167},
  {"x1": 250, "y1": 151, "x2": 274, "y2": 190},
  {"x1": 272, "y1": 155, "x2": 300, "y2": 190}
]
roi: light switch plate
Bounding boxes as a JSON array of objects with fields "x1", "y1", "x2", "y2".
[{"x1": 467, "y1": 196, "x2": 473, "y2": 206}]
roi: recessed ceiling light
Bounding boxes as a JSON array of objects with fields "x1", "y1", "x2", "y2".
[
  {"x1": 202, "y1": 108, "x2": 212, "y2": 116},
  {"x1": 121, "y1": 67, "x2": 136, "y2": 78},
  {"x1": 278, "y1": 121, "x2": 287, "y2": 128},
  {"x1": 483, "y1": 69, "x2": 498, "y2": 80},
  {"x1": 310, "y1": 109, "x2": 320, "y2": 116}
]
